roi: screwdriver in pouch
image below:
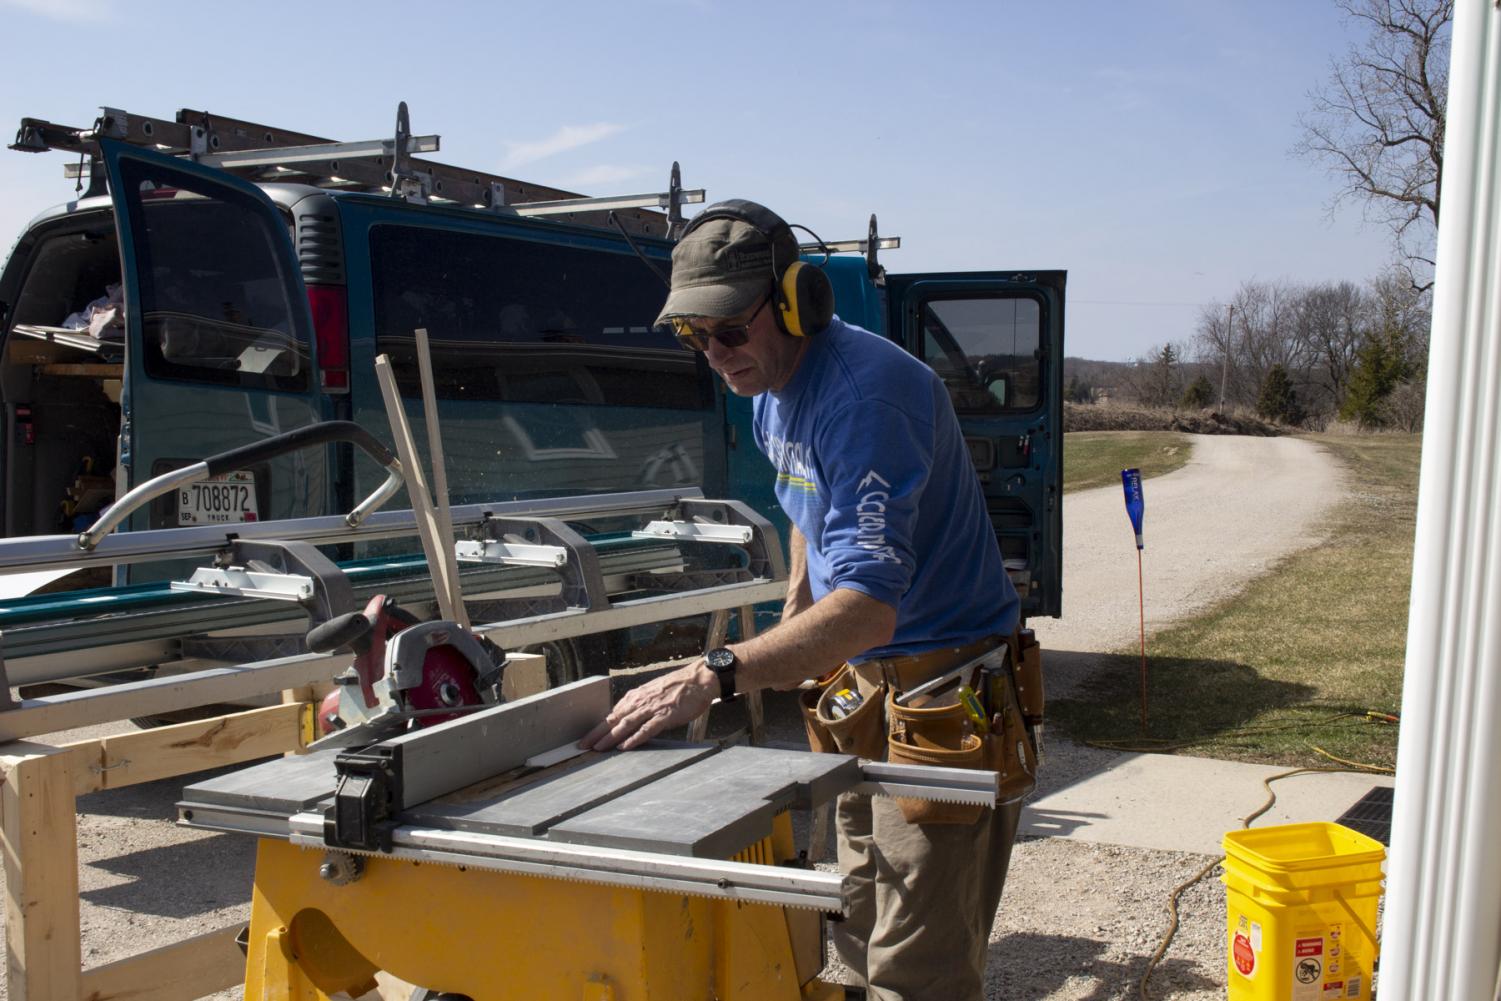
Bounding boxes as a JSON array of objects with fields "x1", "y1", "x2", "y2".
[
  {"x1": 957, "y1": 684, "x2": 989, "y2": 735},
  {"x1": 982, "y1": 665, "x2": 1006, "y2": 716}
]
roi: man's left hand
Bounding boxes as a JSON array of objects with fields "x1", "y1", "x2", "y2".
[{"x1": 578, "y1": 661, "x2": 719, "y2": 751}]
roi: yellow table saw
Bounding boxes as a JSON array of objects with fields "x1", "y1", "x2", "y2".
[{"x1": 178, "y1": 676, "x2": 999, "y2": 1001}]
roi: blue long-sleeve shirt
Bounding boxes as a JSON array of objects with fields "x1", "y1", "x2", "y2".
[{"x1": 753, "y1": 316, "x2": 1019, "y2": 661}]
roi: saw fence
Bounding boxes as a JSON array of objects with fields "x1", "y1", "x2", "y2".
[{"x1": 0, "y1": 463, "x2": 786, "y2": 1000}]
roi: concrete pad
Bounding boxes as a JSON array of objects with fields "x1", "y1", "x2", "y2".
[{"x1": 1021, "y1": 751, "x2": 1394, "y2": 856}]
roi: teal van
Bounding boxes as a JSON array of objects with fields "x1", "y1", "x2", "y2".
[{"x1": 0, "y1": 110, "x2": 1063, "y2": 665}]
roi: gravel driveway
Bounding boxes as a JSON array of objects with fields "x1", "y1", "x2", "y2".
[
  {"x1": 0, "y1": 433, "x2": 1349, "y2": 1001},
  {"x1": 994, "y1": 433, "x2": 1347, "y2": 1000}
]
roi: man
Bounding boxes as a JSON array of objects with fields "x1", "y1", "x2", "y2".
[{"x1": 580, "y1": 200, "x2": 1023, "y2": 1001}]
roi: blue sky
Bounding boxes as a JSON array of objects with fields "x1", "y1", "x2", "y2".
[{"x1": 0, "y1": 0, "x2": 1396, "y2": 361}]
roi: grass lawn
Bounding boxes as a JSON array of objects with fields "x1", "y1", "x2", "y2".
[
  {"x1": 1049, "y1": 432, "x2": 1420, "y2": 769},
  {"x1": 1065, "y1": 431, "x2": 1193, "y2": 493}
]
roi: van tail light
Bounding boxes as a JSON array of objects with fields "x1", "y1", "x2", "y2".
[{"x1": 307, "y1": 285, "x2": 350, "y2": 392}]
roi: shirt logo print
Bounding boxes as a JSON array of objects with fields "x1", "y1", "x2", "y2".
[
  {"x1": 855, "y1": 470, "x2": 900, "y2": 563},
  {"x1": 766, "y1": 434, "x2": 819, "y2": 495}
]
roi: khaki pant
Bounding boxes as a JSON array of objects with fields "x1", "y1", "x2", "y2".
[{"x1": 831, "y1": 792, "x2": 1022, "y2": 1001}]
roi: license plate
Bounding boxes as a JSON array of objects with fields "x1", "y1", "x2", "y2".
[{"x1": 178, "y1": 471, "x2": 259, "y2": 526}]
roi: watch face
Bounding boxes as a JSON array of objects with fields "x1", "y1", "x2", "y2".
[{"x1": 707, "y1": 647, "x2": 736, "y2": 669}]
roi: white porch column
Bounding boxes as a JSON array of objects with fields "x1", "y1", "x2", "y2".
[{"x1": 1381, "y1": 3, "x2": 1501, "y2": 999}]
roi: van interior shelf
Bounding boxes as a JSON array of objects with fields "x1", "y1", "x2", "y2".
[
  {"x1": 9, "y1": 324, "x2": 115, "y2": 356},
  {"x1": 36, "y1": 363, "x2": 122, "y2": 379}
]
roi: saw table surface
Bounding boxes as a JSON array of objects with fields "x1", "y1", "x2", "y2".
[{"x1": 181, "y1": 736, "x2": 861, "y2": 859}]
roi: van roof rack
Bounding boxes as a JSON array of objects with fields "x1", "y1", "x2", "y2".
[
  {"x1": 11, "y1": 102, "x2": 704, "y2": 238},
  {"x1": 799, "y1": 214, "x2": 901, "y2": 281}
]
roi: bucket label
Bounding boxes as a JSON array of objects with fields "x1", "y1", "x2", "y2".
[
  {"x1": 1292, "y1": 925, "x2": 1361, "y2": 999},
  {"x1": 1233, "y1": 932, "x2": 1256, "y2": 977},
  {"x1": 1292, "y1": 936, "x2": 1323, "y2": 999}
]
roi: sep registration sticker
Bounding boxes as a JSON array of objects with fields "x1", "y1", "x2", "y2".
[{"x1": 178, "y1": 470, "x2": 259, "y2": 526}]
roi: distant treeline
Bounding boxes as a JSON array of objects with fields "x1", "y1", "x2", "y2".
[{"x1": 1065, "y1": 269, "x2": 1430, "y2": 431}]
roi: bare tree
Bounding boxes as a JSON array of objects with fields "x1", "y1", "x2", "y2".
[
  {"x1": 1384, "y1": 379, "x2": 1427, "y2": 432},
  {"x1": 1297, "y1": 281, "x2": 1366, "y2": 410},
  {"x1": 1237, "y1": 281, "x2": 1311, "y2": 391},
  {"x1": 1296, "y1": 0, "x2": 1452, "y2": 289},
  {"x1": 1366, "y1": 266, "x2": 1432, "y2": 367},
  {"x1": 1195, "y1": 281, "x2": 1310, "y2": 411}
]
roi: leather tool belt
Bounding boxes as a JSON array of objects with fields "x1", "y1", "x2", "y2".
[{"x1": 800, "y1": 630, "x2": 1044, "y2": 824}]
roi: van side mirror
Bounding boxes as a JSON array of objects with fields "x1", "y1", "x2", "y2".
[{"x1": 985, "y1": 372, "x2": 1009, "y2": 408}]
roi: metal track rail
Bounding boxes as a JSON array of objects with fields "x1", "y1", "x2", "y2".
[
  {"x1": 1, "y1": 542, "x2": 686, "y2": 687},
  {"x1": 0, "y1": 488, "x2": 700, "y2": 575},
  {"x1": 0, "y1": 578, "x2": 783, "y2": 741},
  {"x1": 283, "y1": 813, "x2": 850, "y2": 913}
]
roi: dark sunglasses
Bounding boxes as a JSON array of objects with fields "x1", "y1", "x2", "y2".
[{"x1": 670, "y1": 297, "x2": 770, "y2": 352}]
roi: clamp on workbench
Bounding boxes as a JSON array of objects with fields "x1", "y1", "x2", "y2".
[{"x1": 325, "y1": 744, "x2": 403, "y2": 853}]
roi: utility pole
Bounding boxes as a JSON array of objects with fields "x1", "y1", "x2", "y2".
[{"x1": 1218, "y1": 304, "x2": 1233, "y2": 412}]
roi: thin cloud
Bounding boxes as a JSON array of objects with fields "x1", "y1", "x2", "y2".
[
  {"x1": 2, "y1": 0, "x2": 117, "y2": 22},
  {"x1": 555, "y1": 164, "x2": 652, "y2": 190},
  {"x1": 502, "y1": 123, "x2": 626, "y2": 168}
]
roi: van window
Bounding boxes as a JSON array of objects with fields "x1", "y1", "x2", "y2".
[
  {"x1": 114, "y1": 156, "x2": 311, "y2": 392},
  {"x1": 370, "y1": 225, "x2": 710, "y2": 410},
  {"x1": 919, "y1": 295, "x2": 1042, "y2": 413},
  {"x1": 9, "y1": 225, "x2": 120, "y2": 333}
]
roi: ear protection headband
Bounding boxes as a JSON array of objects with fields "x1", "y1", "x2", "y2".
[{"x1": 681, "y1": 199, "x2": 835, "y2": 338}]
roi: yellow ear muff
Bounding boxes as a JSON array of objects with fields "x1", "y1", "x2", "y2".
[
  {"x1": 779, "y1": 262, "x2": 807, "y2": 338},
  {"x1": 778, "y1": 260, "x2": 834, "y2": 338}
]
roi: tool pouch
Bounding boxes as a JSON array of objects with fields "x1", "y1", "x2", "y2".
[
  {"x1": 814, "y1": 665, "x2": 887, "y2": 759},
  {"x1": 885, "y1": 690, "x2": 986, "y2": 824},
  {"x1": 887, "y1": 729, "x2": 986, "y2": 825},
  {"x1": 800, "y1": 676, "x2": 840, "y2": 755},
  {"x1": 986, "y1": 669, "x2": 1039, "y2": 806},
  {"x1": 1014, "y1": 628, "x2": 1045, "y2": 726}
]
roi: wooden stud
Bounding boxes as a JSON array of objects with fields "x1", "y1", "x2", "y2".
[
  {"x1": 77, "y1": 923, "x2": 244, "y2": 1001},
  {"x1": 0, "y1": 651, "x2": 342, "y2": 743},
  {"x1": 500, "y1": 652, "x2": 549, "y2": 702},
  {"x1": 414, "y1": 328, "x2": 469, "y2": 629},
  {"x1": 0, "y1": 743, "x2": 83, "y2": 1001},
  {"x1": 374, "y1": 354, "x2": 460, "y2": 623},
  {"x1": 62, "y1": 703, "x2": 308, "y2": 796}
]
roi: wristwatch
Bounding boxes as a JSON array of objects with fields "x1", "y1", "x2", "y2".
[{"x1": 705, "y1": 647, "x2": 739, "y2": 702}]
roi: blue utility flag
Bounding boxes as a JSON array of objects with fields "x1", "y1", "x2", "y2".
[{"x1": 1121, "y1": 468, "x2": 1144, "y2": 549}]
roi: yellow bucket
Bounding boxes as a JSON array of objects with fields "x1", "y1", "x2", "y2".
[{"x1": 1221, "y1": 822, "x2": 1385, "y2": 1001}]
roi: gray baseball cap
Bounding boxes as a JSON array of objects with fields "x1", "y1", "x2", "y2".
[{"x1": 655, "y1": 216, "x2": 778, "y2": 324}]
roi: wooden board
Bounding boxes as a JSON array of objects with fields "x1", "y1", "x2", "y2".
[
  {"x1": 0, "y1": 651, "x2": 342, "y2": 742},
  {"x1": 0, "y1": 743, "x2": 83, "y2": 1001},
  {"x1": 37, "y1": 363, "x2": 123, "y2": 378},
  {"x1": 77, "y1": 923, "x2": 243, "y2": 1001},
  {"x1": 65, "y1": 703, "x2": 308, "y2": 795}
]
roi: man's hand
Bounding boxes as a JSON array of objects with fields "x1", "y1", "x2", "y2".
[{"x1": 578, "y1": 661, "x2": 719, "y2": 751}]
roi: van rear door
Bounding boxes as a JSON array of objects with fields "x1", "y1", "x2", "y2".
[
  {"x1": 98, "y1": 140, "x2": 325, "y2": 558},
  {"x1": 885, "y1": 271, "x2": 1065, "y2": 619}
]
